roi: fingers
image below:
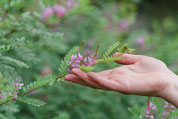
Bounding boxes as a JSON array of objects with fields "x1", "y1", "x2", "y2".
[
  {"x1": 71, "y1": 69, "x2": 108, "y2": 89},
  {"x1": 113, "y1": 53, "x2": 142, "y2": 65},
  {"x1": 64, "y1": 74, "x2": 91, "y2": 87},
  {"x1": 87, "y1": 72, "x2": 120, "y2": 91}
]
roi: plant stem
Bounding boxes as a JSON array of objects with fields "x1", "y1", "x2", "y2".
[
  {"x1": 0, "y1": 75, "x2": 61, "y2": 105},
  {"x1": 0, "y1": 56, "x2": 78, "y2": 105}
]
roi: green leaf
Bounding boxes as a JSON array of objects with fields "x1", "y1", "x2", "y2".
[
  {"x1": 80, "y1": 65, "x2": 94, "y2": 72},
  {"x1": 97, "y1": 56, "x2": 122, "y2": 64},
  {"x1": 128, "y1": 107, "x2": 141, "y2": 118},
  {"x1": 23, "y1": 74, "x2": 55, "y2": 92},
  {"x1": 18, "y1": 97, "x2": 46, "y2": 107},
  {"x1": 52, "y1": 112, "x2": 70, "y2": 119},
  {"x1": 118, "y1": 44, "x2": 136, "y2": 54},
  {"x1": 0, "y1": 114, "x2": 8, "y2": 119},
  {"x1": 0, "y1": 84, "x2": 16, "y2": 102},
  {"x1": 0, "y1": 45, "x2": 13, "y2": 52},
  {"x1": 169, "y1": 111, "x2": 178, "y2": 117},
  {"x1": 58, "y1": 46, "x2": 79, "y2": 77},
  {"x1": 103, "y1": 41, "x2": 120, "y2": 58},
  {"x1": 0, "y1": 56, "x2": 29, "y2": 68}
]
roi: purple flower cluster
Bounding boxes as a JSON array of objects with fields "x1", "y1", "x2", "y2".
[
  {"x1": 66, "y1": 0, "x2": 78, "y2": 9},
  {"x1": 12, "y1": 83, "x2": 24, "y2": 102},
  {"x1": 42, "y1": 4, "x2": 67, "y2": 21},
  {"x1": 84, "y1": 41, "x2": 93, "y2": 55},
  {"x1": 161, "y1": 101, "x2": 175, "y2": 118},
  {"x1": 136, "y1": 36, "x2": 145, "y2": 47},
  {"x1": 118, "y1": 20, "x2": 129, "y2": 31},
  {"x1": 8, "y1": 83, "x2": 24, "y2": 103},
  {"x1": 145, "y1": 101, "x2": 157, "y2": 119},
  {"x1": 67, "y1": 53, "x2": 97, "y2": 73},
  {"x1": 41, "y1": 0, "x2": 78, "y2": 21},
  {"x1": 14, "y1": 83, "x2": 24, "y2": 90},
  {"x1": 40, "y1": 65, "x2": 52, "y2": 77},
  {"x1": 0, "y1": 79, "x2": 24, "y2": 102}
]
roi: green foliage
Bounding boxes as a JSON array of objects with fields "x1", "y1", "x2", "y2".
[
  {"x1": 18, "y1": 97, "x2": 46, "y2": 107},
  {"x1": 0, "y1": 0, "x2": 178, "y2": 119},
  {"x1": 97, "y1": 56, "x2": 122, "y2": 64},
  {"x1": 0, "y1": 114, "x2": 8, "y2": 119},
  {"x1": 0, "y1": 102, "x2": 19, "y2": 119},
  {"x1": 103, "y1": 41, "x2": 120, "y2": 58},
  {"x1": 0, "y1": 84, "x2": 15, "y2": 102},
  {"x1": 58, "y1": 46, "x2": 79, "y2": 77},
  {"x1": 128, "y1": 106, "x2": 142, "y2": 118},
  {"x1": 23, "y1": 74, "x2": 56, "y2": 92},
  {"x1": 0, "y1": 56, "x2": 29, "y2": 68},
  {"x1": 118, "y1": 44, "x2": 136, "y2": 54},
  {"x1": 52, "y1": 112, "x2": 70, "y2": 119},
  {"x1": 80, "y1": 65, "x2": 94, "y2": 72},
  {"x1": 0, "y1": 45, "x2": 14, "y2": 52}
]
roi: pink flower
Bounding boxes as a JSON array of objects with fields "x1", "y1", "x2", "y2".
[
  {"x1": 161, "y1": 112, "x2": 169, "y2": 118},
  {"x1": 0, "y1": 96, "x2": 2, "y2": 99},
  {"x1": 161, "y1": 101, "x2": 175, "y2": 118},
  {"x1": 66, "y1": 0, "x2": 73, "y2": 8},
  {"x1": 14, "y1": 83, "x2": 24, "y2": 89},
  {"x1": 136, "y1": 36, "x2": 145, "y2": 47},
  {"x1": 53, "y1": 4, "x2": 67, "y2": 18},
  {"x1": 40, "y1": 66, "x2": 52, "y2": 77},
  {"x1": 67, "y1": 52, "x2": 97, "y2": 73},
  {"x1": 85, "y1": 49, "x2": 92, "y2": 55},
  {"x1": 145, "y1": 112, "x2": 154, "y2": 119},
  {"x1": 41, "y1": 7, "x2": 54, "y2": 20},
  {"x1": 86, "y1": 41, "x2": 93, "y2": 47},
  {"x1": 30, "y1": 90, "x2": 37, "y2": 95},
  {"x1": 118, "y1": 20, "x2": 129, "y2": 31},
  {"x1": 12, "y1": 91, "x2": 18, "y2": 99},
  {"x1": 145, "y1": 101, "x2": 156, "y2": 119},
  {"x1": 66, "y1": 0, "x2": 78, "y2": 9}
]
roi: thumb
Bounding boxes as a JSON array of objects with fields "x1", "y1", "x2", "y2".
[{"x1": 113, "y1": 52, "x2": 142, "y2": 65}]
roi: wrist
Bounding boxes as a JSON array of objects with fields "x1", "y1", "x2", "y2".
[{"x1": 160, "y1": 72, "x2": 178, "y2": 108}]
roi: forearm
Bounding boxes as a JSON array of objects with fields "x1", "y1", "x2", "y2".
[{"x1": 161, "y1": 73, "x2": 178, "y2": 108}]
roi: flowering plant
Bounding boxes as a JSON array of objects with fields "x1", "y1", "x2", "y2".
[
  {"x1": 0, "y1": 0, "x2": 178, "y2": 119},
  {"x1": 0, "y1": 40, "x2": 134, "y2": 105}
]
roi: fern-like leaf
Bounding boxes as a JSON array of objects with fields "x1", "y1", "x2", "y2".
[
  {"x1": 58, "y1": 46, "x2": 79, "y2": 77},
  {"x1": 52, "y1": 112, "x2": 70, "y2": 119},
  {"x1": 18, "y1": 97, "x2": 46, "y2": 107},
  {"x1": 96, "y1": 56, "x2": 122, "y2": 64},
  {"x1": 80, "y1": 65, "x2": 94, "y2": 72},
  {"x1": 0, "y1": 114, "x2": 8, "y2": 119},
  {"x1": 0, "y1": 56, "x2": 29, "y2": 68},
  {"x1": 128, "y1": 107, "x2": 141, "y2": 118},
  {"x1": 103, "y1": 41, "x2": 120, "y2": 58},
  {"x1": 0, "y1": 84, "x2": 16, "y2": 102},
  {"x1": 23, "y1": 74, "x2": 55, "y2": 92},
  {"x1": 118, "y1": 44, "x2": 136, "y2": 54},
  {"x1": 169, "y1": 111, "x2": 178, "y2": 117},
  {"x1": 0, "y1": 45, "x2": 13, "y2": 52}
]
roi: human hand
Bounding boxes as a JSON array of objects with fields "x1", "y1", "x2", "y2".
[{"x1": 64, "y1": 53, "x2": 178, "y2": 107}]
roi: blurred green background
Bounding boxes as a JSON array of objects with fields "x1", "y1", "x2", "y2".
[{"x1": 0, "y1": 0, "x2": 178, "y2": 119}]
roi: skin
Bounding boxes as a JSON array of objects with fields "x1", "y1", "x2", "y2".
[{"x1": 64, "y1": 53, "x2": 178, "y2": 108}]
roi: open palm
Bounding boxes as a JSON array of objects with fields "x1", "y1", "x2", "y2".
[{"x1": 64, "y1": 53, "x2": 174, "y2": 97}]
